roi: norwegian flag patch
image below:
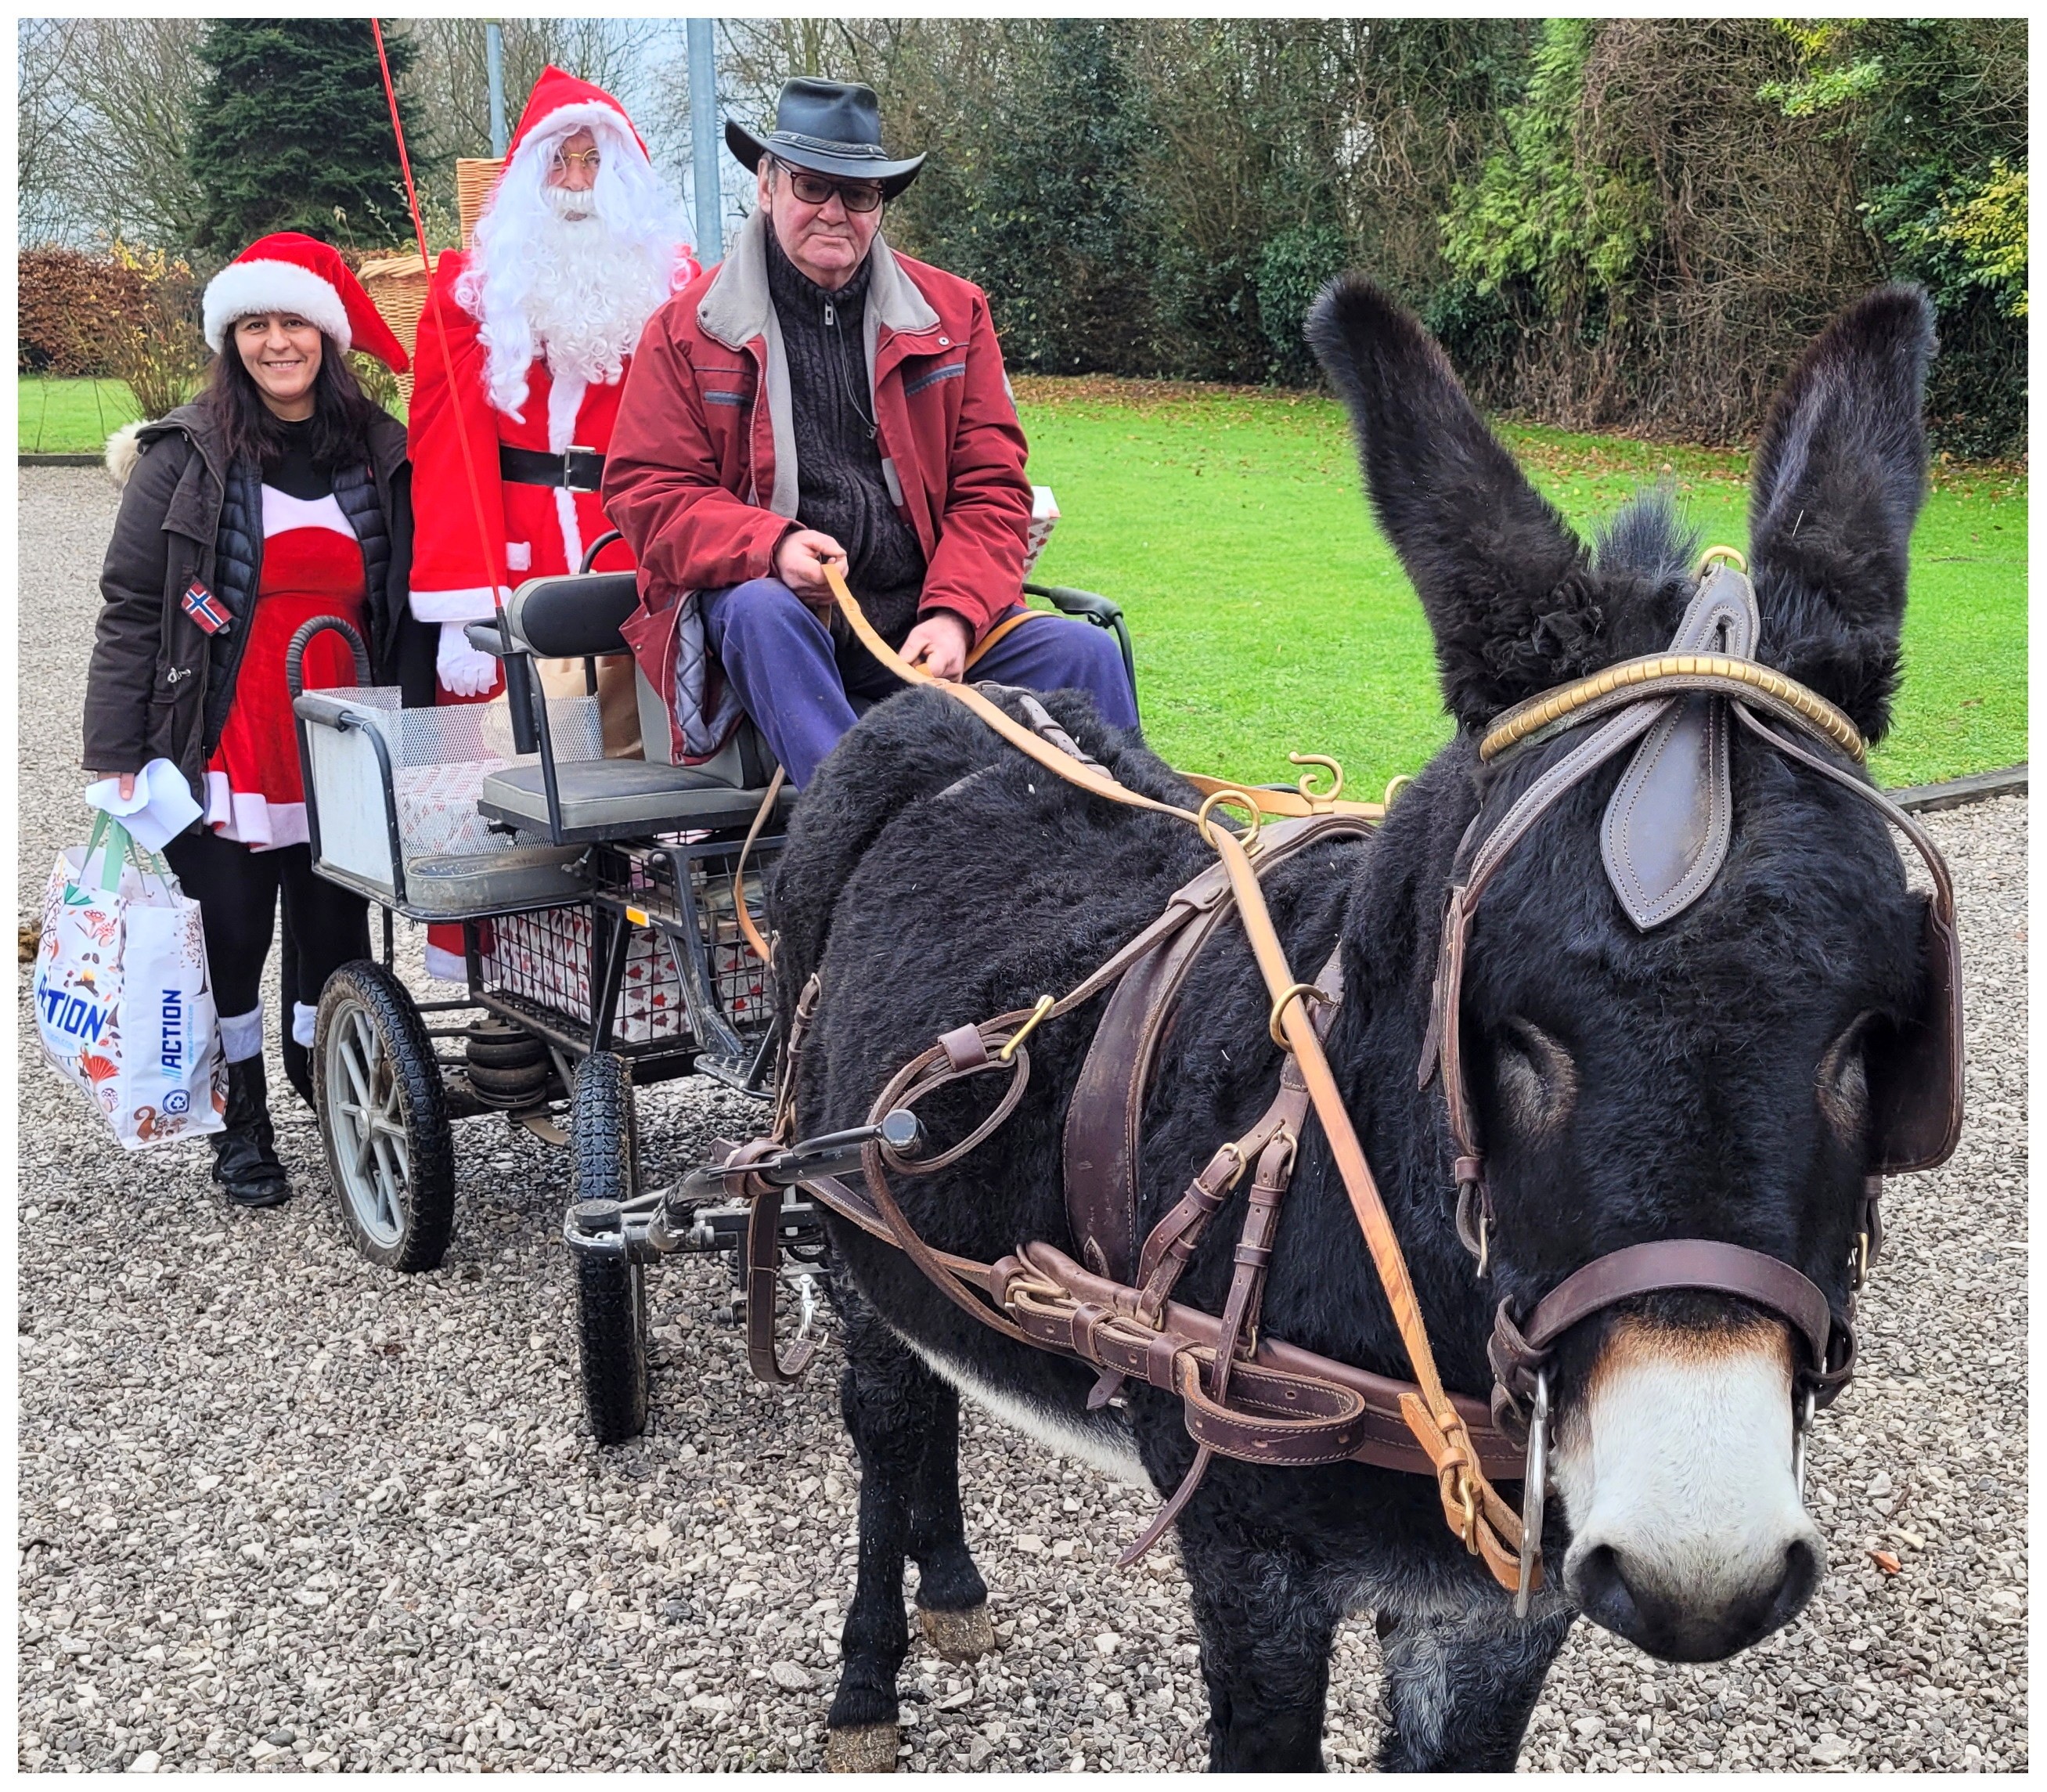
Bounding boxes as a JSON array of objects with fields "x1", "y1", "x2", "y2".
[{"x1": 181, "y1": 582, "x2": 230, "y2": 635}]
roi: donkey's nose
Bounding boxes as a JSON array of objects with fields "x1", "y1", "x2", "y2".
[{"x1": 1569, "y1": 1534, "x2": 1821, "y2": 1661}]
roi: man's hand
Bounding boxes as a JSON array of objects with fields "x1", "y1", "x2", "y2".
[
  {"x1": 774, "y1": 528, "x2": 849, "y2": 599},
  {"x1": 88, "y1": 773, "x2": 138, "y2": 802},
  {"x1": 900, "y1": 611, "x2": 973, "y2": 682}
]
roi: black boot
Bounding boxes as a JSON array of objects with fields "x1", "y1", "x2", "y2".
[
  {"x1": 280, "y1": 1032, "x2": 315, "y2": 1109},
  {"x1": 210, "y1": 1057, "x2": 292, "y2": 1208}
]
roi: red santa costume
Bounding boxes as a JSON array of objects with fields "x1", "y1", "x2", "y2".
[{"x1": 406, "y1": 66, "x2": 697, "y2": 979}]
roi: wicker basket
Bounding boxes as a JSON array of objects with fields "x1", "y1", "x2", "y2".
[
  {"x1": 457, "y1": 157, "x2": 505, "y2": 245},
  {"x1": 359, "y1": 157, "x2": 505, "y2": 403},
  {"x1": 357, "y1": 254, "x2": 430, "y2": 403}
]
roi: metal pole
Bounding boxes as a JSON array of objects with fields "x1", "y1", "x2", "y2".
[
  {"x1": 687, "y1": 19, "x2": 723, "y2": 265},
  {"x1": 485, "y1": 22, "x2": 509, "y2": 158}
]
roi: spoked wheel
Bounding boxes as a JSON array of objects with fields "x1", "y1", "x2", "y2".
[
  {"x1": 571, "y1": 1051, "x2": 648, "y2": 1445},
  {"x1": 314, "y1": 961, "x2": 456, "y2": 1272}
]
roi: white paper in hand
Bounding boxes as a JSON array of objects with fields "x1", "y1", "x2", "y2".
[{"x1": 84, "y1": 758, "x2": 204, "y2": 853}]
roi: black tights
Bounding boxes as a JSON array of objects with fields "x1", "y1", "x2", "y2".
[{"x1": 163, "y1": 831, "x2": 369, "y2": 1058}]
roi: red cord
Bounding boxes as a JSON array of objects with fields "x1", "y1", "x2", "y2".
[{"x1": 369, "y1": 17, "x2": 507, "y2": 615}]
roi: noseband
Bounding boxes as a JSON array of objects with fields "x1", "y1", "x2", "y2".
[{"x1": 1418, "y1": 550, "x2": 1965, "y2": 1609}]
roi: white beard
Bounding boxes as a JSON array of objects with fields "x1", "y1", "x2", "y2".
[{"x1": 456, "y1": 129, "x2": 683, "y2": 420}]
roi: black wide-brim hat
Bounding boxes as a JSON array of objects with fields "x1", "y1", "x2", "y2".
[{"x1": 726, "y1": 76, "x2": 925, "y2": 200}]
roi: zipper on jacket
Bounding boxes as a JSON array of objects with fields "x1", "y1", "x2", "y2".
[
  {"x1": 825, "y1": 297, "x2": 878, "y2": 442},
  {"x1": 204, "y1": 468, "x2": 265, "y2": 755}
]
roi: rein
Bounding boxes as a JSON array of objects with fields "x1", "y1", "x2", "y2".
[{"x1": 723, "y1": 557, "x2": 1960, "y2": 1606}]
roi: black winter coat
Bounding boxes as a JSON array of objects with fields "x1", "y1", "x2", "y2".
[{"x1": 83, "y1": 401, "x2": 434, "y2": 791}]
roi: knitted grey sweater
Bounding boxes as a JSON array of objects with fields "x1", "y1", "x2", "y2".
[{"x1": 766, "y1": 232, "x2": 928, "y2": 672}]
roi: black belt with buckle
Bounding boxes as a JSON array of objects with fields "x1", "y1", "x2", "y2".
[{"x1": 500, "y1": 445, "x2": 607, "y2": 492}]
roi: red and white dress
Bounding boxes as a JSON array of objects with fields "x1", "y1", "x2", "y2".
[{"x1": 204, "y1": 487, "x2": 365, "y2": 849}]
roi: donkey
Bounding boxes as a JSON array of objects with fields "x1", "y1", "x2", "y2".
[{"x1": 767, "y1": 278, "x2": 1939, "y2": 1771}]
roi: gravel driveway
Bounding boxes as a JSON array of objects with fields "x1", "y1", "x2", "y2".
[{"x1": 16, "y1": 466, "x2": 2027, "y2": 1772}]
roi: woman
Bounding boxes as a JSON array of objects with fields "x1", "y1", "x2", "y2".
[{"x1": 85, "y1": 233, "x2": 427, "y2": 1206}]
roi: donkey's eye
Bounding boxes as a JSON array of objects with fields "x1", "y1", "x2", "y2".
[
  {"x1": 1490, "y1": 1018, "x2": 1577, "y2": 1139},
  {"x1": 1815, "y1": 1013, "x2": 1873, "y2": 1143}
]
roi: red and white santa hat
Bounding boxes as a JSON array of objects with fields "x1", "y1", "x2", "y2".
[
  {"x1": 506, "y1": 65, "x2": 650, "y2": 168},
  {"x1": 201, "y1": 232, "x2": 410, "y2": 373}
]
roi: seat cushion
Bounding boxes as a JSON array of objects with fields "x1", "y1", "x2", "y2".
[{"x1": 478, "y1": 759, "x2": 782, "y2": 838}]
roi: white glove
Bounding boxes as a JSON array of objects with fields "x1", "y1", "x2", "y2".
[{"x1": 437, "y1": 621, "x2": 500, "y2": 698}]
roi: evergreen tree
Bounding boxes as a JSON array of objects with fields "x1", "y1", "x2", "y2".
[{"x1": 187, "y1": 20, "x2": 419, "y2": 258}]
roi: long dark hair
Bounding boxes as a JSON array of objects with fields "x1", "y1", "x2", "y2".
[{"x1": 201, "y1": 325, "x2": 386, "y2": 471}]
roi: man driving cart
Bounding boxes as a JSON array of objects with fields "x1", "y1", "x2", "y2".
[{"x1": 604, "y1": 77, "x2": 1139, "y2": 786}]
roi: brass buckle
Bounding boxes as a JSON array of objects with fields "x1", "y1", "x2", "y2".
[{"x1": 1851, "y1": 1228, "x2": 1871, "y2": 1292}]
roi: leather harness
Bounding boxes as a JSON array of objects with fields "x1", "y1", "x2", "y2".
[{"x1": 722, "y1": 554, "x2": 1964, "y2": 1599}]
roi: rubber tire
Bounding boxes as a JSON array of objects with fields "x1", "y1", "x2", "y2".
[
  {"x1": 572, "y1": 1051, "x2": 648, "y2": 1446},
  {"x1": 313, "y1": 960, "x2": 456, "y2": 1273}
]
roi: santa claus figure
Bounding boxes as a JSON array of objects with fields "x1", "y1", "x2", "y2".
[
  {"x1": 408, "y1": 66, "x2": 698, "y2": 698},
  {"x1": 407, "y1": 67, "x2": 697, "y2": 983}
]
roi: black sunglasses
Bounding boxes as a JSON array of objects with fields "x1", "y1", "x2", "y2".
[{"x1": 770, "y1": 157, "x2": 885, "y2": 214}]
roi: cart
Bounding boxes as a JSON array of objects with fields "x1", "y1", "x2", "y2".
[{"x1": 293, "y1": 553, "x2": 1132, "y2": 1444}]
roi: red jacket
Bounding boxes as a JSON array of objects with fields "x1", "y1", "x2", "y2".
[{"x1": 603, "y1": 211, "x2": 1033, "y2": 758}]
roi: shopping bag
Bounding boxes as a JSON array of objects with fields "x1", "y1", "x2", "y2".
[{"x1": 33, "y1": 813, "x2": 226, "y2": 1148}]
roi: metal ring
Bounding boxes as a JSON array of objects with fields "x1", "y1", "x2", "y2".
[
  {"x1": 1195, "y1": 787, "x2": 1263, "y2": 854},
  {"x1": 1697, "y1": 544, "x2": 1748, "y2": 575},
  {"x1": 1267, "y1": 983, "x2": 1332, "y2": 1050},
  {"x1": 1514, "y1": 1372, "x2": 1550, "y2": 1618},
  {"x1": 1382, "y1": 773, "x2": 1412, "y2": 809}
]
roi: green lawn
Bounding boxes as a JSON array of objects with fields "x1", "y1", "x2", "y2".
[
  {"x1": 1018, "y1": 380, "x2": 2026, "y2": 791},
  {"x1": 18, "y1": 376, "x2": 142, "y2": 456},
  {"x1": 26, "y1": 372, "x2": 2021, "y2": 787}
]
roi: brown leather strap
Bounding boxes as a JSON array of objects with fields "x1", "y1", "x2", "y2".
[
  {"x1": 1065, "y1": 815, "x2": 1371, "y2": 1281},
  {"x1": 1001, "y1": 1243, "x2": 1524, "y2": 1479},
  {"x1": 730, "y1": 768, "x2": 785, "y2": 968},
  {"x1": 1180, "y1": 770, "x2": 1386, "y2": 822},
  {"x1": 963, "y1": 606, "x2": 1045, "y2": 669}
]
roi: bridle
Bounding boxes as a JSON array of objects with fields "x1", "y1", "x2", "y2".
[{"x1": 1418, "y1": 549, "x2": 1965, "y2": 1610}]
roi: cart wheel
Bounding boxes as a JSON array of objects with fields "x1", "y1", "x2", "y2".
[
  {"x1": 314, "y1": 960, "x2": 456, "y2": 1272},
  {"x1": 571, "y1": 1051, "x2": 647, "y2": 1445}
]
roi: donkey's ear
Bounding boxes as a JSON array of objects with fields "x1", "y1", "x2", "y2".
[
  {"x1": 1307, "y1": 274, "x2": 1597, "y2": 730},
  {"x1": 1748, "y1": 284, "x2": 1935, "y2": 742}
]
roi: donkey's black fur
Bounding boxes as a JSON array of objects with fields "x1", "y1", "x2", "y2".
[{"x1": 769, "y1": 277, "x2": 1937, "y2": 1770}]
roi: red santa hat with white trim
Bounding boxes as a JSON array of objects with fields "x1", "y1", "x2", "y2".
[
  {"x1": 202, "y1": 232, "x2": 409, "y2": 372},
  {"x1": 505, "y1": 65, "x2": 650, "y2": 167}
]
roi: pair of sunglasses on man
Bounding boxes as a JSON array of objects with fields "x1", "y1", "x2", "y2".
[{"x1": 769, "y1": 153, "x2": 885, "y2": 213}]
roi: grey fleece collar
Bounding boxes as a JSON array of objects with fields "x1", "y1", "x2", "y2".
[{"x1": 697, "y1": 208, "x2": 939, "y2": 350}]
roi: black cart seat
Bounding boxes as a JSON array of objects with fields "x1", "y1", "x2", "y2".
[
  {"x1": 471, "y1": 571, "x2": 785, "y2": 843},
  {"x1": 478, "y1": 755, "x2": 784, "y2": 838}
]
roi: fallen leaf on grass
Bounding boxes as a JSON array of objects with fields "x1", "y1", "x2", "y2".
[{"x1": 1868, "y1": 1549, "x2": 1901, "y2": 1575}]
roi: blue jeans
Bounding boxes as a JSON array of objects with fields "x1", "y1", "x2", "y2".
[{"x1": 698, "y1": 578, "x2": 1139, "y2": 788}]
